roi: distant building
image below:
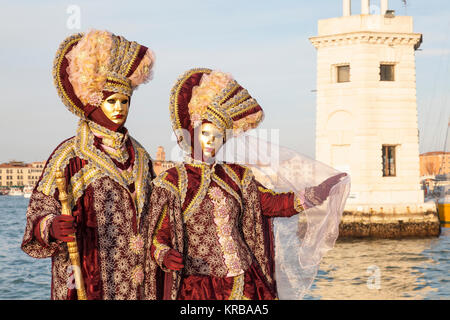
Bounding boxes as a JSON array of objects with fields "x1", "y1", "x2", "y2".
[
  {"x1": 153, "y1": 146, "x2": 176, "y2": 176},
  {"x1": 0, "y1": 160, "x2": 45, "y2": 188},
  {"x1": 420, "y1": 152, "x2": 450, "y2": 177}
]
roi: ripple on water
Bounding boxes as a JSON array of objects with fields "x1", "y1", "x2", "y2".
[
  {"x1": 307, "y1": 231, "x2": 450, "y2": 300},
  {"x1": 0, "y1": 196, "x2": 52, "y2": 300}
]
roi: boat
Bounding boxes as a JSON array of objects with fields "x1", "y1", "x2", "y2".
[
  {"x1": 435, "y1": 118, "x2": 450, "y2": 228},
  {"x1": 438, "y1": 196, "x2": 450, "y2": 228},
  {"x1": 23, "y1": 185, "x2": 33, "y2": 198},
  {"x1": 9, "y1": 187, "x2": 24, "y2": 196},
  {"x1": 436, "y1": 175, "x2": 450, "y2": 228}
]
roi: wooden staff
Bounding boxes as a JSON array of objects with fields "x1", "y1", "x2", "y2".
[{"x1": 55, "y1": 170, "x2": 87, "y2": 300}]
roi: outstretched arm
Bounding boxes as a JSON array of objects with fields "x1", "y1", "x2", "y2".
[
  {"x1": 256, "y1": 172, "x2": 347, "y2": 218},
  {"x1": 256, "y1": 181, "x2": 305, "y2": 218}
]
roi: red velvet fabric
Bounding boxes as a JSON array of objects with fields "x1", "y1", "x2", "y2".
[
  {"x1": 126, "y1": 45, "x2": 149, "y2": 77},
  {"x1": 58, "y1": 156, "x2": 103, "y2": 300},
  {"x1": 181, "y1": 165, "x2": 203, "y2": 213},
  {"x1": 176, "y1": 72, "x2": 204, "y2": 154},
  {"x1": 231, "y1": 105, "x2": 263, "y2": 122},
  {"x1": 177, "y1": 72, "x2": 203, "y2": 134},
  {"x1": 73, "y1": 185, "x2": 103, "y2": 300},
  {"x1": 58, "y1": 41, "x2": 85, "y2": 115},
  {"x1": 261, "y1": 215, "x2": 276, "y2": 290},
  {"x1": 256, "y1": 181, "x2": 298, "y2": 218},
  {"x1": 150, "y1": 209, "x2": 170, "y2": 260},
  {"x1": 214, "y1": 164, "x2": 242, "y2": 198},
  {"x1": 87, "y1": 105, "x2": 121, "y2": 132},
  {"x1": 33, "y1": 216, "x2": 48, "y2": 248},
  {"x1": 163, "y1": 249, "x2": 184, "y2": 271},
  {"x1": 178, "y1": 263, "x2": 276, "y2": 300},
  {"x1": 49, "y1": 215, "x2": 76, "y2": 242}
]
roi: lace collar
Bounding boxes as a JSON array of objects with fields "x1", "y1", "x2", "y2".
[
  {"x1": 88, "y1": 120, "x2": 129, "y2": 150},
  {"x1": 88, "y1": 120, "x2": 130, "y2": 163}
]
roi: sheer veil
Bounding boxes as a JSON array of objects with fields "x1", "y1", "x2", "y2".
[{"x1": 215, "y1": 131, "x2": 351, "y2": 299}]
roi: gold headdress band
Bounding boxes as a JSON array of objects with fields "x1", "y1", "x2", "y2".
[{"x1": 169, "y1": 68, "x2": 264, "y2": 153}]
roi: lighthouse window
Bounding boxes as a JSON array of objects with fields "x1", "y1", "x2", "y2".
[
  {"x1": 380, "y1": 64, "x2": 395, "y2": 81},
  {"x1": 382, "y1": 145, "x2": 397, "y2": 177},
  {"x1": 337, "y1": 65, "x2": 350, "y2": 83}
]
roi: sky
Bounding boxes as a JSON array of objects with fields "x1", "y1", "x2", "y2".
[{"x1": 0, "y1": 0, "x2": 449, "y2": 163}]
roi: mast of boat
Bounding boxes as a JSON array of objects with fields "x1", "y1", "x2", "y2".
[{"x1": 438, "y1": 117, "x2": 450, "y2": 176}]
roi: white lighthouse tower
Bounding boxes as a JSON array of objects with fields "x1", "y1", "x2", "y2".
[{"x1": 310, "y1": 0, "x2": 427, "y2": 214}]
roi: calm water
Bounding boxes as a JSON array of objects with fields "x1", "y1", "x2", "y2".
[{"x1": 0, "y1": 196, "x2": 448, "y2": 300}]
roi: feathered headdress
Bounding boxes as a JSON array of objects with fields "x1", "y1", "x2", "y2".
[
  {"x1": 53, "y1": 29, "x2": 155, "y2": 120},
  {"x1": 169, "y1": 68, "x2": 264, "y2": 153}
]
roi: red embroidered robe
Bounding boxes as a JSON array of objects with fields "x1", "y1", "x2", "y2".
[
  {"x1": 21, "y1": 120, "x2": 154, "y2": 300},
  {"x1": 143, "y1": 161, "x2": 304, "y2": 300}
]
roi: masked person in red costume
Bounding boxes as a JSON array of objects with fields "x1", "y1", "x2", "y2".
[
  {"x1": 21, "y1": 30, "x2": 156, "y2": 300},
  {"x1": 143, "y1": 68, "x2": 350, "y2": 300}
]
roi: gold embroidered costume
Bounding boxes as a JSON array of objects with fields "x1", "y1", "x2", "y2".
[
  {"x1": 143, "y1": 68, "x2": 306, "y2": 300},
  {"x1": 21, "y1": 30, "x2": 156, "y2": 300}
]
